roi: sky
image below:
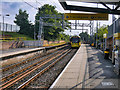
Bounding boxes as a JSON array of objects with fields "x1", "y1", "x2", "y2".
[{"x1": 1, "y1": 0, "x2": 119, "y2": 36}]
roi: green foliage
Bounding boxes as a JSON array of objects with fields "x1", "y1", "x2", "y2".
[
  {"x1": 95, "y1": 25, "x2": 108, "y2": 42},
  {"x1": 14, "y1": 9, "x2": 34, "y2": 38},
  {"x1": 35, "y1": 4, "x2": 70, "y2": 41},
  {"x1": 79, "y1": 32, "x2": 90, "y2": 42},
  {"x1": 14, "y1": 5, "x2": 70, "y2": 41},
  {"x1": 4, "y1": 32, "x2": 33, "y2": 40},
  {"x1": 59, "y1": 33, "x2": 70, "y2": 42}
]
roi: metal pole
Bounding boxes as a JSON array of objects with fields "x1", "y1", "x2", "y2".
[
  {"x1": 16, "y1": 25, "x2": 17, "y2": 32},
  {"x1": 62, "y1": 14, "x2": 64, "y2": 29},
  {"x1": 112, "y1": 5, "x2": 116, "y2": 64},
  {"x1": 105, "y1": 38, "x2": 107, "y2": 50},
  {"x1": 96, "y1": 21, "x2": 98, "y2": 48},
  {"x1": 92, "y1": 21, "x2": 94, "y2": 42},
  {"x1": 96, "y1": 3, "x2": 98, "y2": 48},
  {"x1": 75, "y1": 20, "x2": 77, "y2": 30},
  {"x1": 90, "y1": 21, "x2": 91, "y2": 41},
  {"x1": 82, "y1": 23, "x2": 84, "y2": 33},
  {"x1": 0, "y1": 22, "x2": 1, "y2": 31},
  {"x1": 92, "y1": 21, "x2": 94, "y2": 41},
  {"x1": 11, "y1": 25, "x2": 12, "y2": 32},
  {"x1": 3, "y1": 16, "x2": 4, "y2": 37},
  {"x1": 39, "y1": 17, "x2": 42, "y2": 41},
  {"x1": 70, "y1": 22, "x2": 71, "y2": 36},
  {"x1": 90, "y1": 21, "x2": 92, "y2": 44},
  {"x1": 112, "y1": 5, "x2": 115, "y2": 51},
  {"x1": 6, "y1": 23, "x2": 7, "y2": 32},
  {"x1": 103, "y1": 37, "x2": 104, "y2": 51},
  {"x1": 92, "y1": 21, "x2": 94, "y2": 36},
  {"x1": 90, "y1": 21, "x2": 91, "y2": 35},
  {"x1": 70, "y1": 10, "x2": 72, "y2": 37},
  {"x1": 34, "y1": 22, "x2": 36, "y2": 40},
  {"x1": 38, "y1": 17, "x2": 43, "y2": 46}
]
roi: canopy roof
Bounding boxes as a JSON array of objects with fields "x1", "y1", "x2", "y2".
[
  {"x1": 59, "y1": 0, "x2": 120, "y2": 15},
  {"x1": 59, "y1": 0, "x2": 119, "y2": 3}
]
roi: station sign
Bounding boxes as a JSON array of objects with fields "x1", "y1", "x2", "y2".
[
  {"x1": 103, "y1": 33, "x2": 107, "y2": 38},
  {"x1": 64, "y1": 13, "x2": 108, "y2": 20},
  {"x1": 114, "y1": 33, "x2": 120, "y2": 38}
]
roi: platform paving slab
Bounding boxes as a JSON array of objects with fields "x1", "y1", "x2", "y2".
[
  {"x1": 0, "y1": 47, "x2": 45, "y2": 59},
  {"x1": 50, "y1": 44, "x2": 87, "y2": 89},
  {"x1": 83, "y1": 45, "x2": 120, "y2": 89},
  {"x1": 50, "y1": 44, "x2": 120, "y2": 89}
]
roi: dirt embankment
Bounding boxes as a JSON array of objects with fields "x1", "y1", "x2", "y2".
[
  {"x1": 0, "y1": 41, "x2": 14, "y2": 50},
  {"x1": 0, "y1": 40, "x2": 65, "y2": 50}
]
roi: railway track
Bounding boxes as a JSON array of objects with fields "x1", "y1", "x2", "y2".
[
  {"x1": 17, "y1": 49, "x2": 72, "y2": 89},
  {"x1": 28, "y1": 48, "x2": 78, "y2": 89},
  {"x1": 1, "y1": 45, "x2": 68, "y2": 79},
  {"x1": 1, "y1": 48, "x2": 67, "y2": 83},
  {"x1": 1, "y1": 45, "x2": 67, "y2": 72},
  {"x1": 0, "y1": 45, "x2": 73, "y2": 89}
]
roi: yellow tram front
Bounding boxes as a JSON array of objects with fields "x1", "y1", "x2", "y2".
[{"x1": 70, "y1": 36, "x2": 81, "y2": 48}]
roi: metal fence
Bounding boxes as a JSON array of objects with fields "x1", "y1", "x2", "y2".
[
  {"x1": 108, "y1": 18, "x2": 120, "y2": 38},
  {"x1": 23, "y1": 40, "x2": 43, "y2": 47},
  {"x1": 0, "y1": 22, "x2": 20, "y2": 32}
]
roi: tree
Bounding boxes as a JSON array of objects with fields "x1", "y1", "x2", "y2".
[
  {"x1": 35, "y1": 4, "x2": 69, "y2": 41},
  {"x1": 14, "y1": 9, "x2": 34, "y2": 38},
  {"x1": 79, "y1": 32, "x2": 90, "y2": 42},
  {"x1": 95, "y1": 25, "x2": 108, "y2": 42}
]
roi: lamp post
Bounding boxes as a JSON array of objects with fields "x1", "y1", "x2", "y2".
[{"x1": 2, "y1": 14, "x2": 10, "y2": 37}]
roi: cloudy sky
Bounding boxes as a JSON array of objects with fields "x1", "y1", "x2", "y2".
[
  {"x1": 1, "y1": 0, "x2": 119, "y2": 35},
  {"x1": 1, "y1": 0, "x2": 65, "y2": 24}
]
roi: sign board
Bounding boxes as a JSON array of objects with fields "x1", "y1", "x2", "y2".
[
  {"x1": 114, "y1": 33, "x2": 120, "y2": 38},
  {"x1": 64, "y1": 13, "x2": 108, "y2": 20},
  {"x1": 103, "y1": 33, "x2": 107, "y2": 38}
]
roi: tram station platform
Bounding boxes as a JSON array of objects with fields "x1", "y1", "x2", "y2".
[
  {"x1": 50, "y1": 44, "x2": 120, "y2": 89},
  {"x1": 0, "y1": 47, "x2": 45, "y2": 59}
]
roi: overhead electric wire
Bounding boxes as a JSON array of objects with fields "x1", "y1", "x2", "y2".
[
  {"x1": 36, "y1": 0, "x2": 42, "y2": 6},
  {"x1": 47, "y1": 0, "x2": 53, "y2": 5},
  {"x1": 48, "y1": 0, "x2": 65, "y2": 13},
  {"x1": 53, "y1": 0, "x2": 65, "y2": 10},
  {"x1": 22, "y1": 0, "x2": 65, "y2": 13},
  {"x1": 35, "y1": 0, "x2": 38, "y2": 9},
  {"x1": 53, "y1": 0, "x2": 65, "y2": 13},
  {"x1": 22, "y1": 0, "x2": 38, "y2": 10}
]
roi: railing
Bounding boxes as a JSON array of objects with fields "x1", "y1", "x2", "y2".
[
  {"x1": 0, "y1": 37, "x2": 26, "y2": 41},
  {"x1": 0, "y1": 22, "x2": 20, "y2": 32}
]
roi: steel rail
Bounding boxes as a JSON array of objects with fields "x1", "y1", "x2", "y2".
[
  {"x1": 1, "y1": 45, "x2": 67, "y2": 72},
  {"x1": 17, "y1": 49, "x2": 72, "y2": 89},
  {"x1": 1, "y1": 49, "x2": 70, "y2": 89},
  {"x1": 1, "y1": 48, "x2": 66, "y2": 82}
]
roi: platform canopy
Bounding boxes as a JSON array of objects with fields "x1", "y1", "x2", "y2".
[{"x1": 59, "y1": 0, "x2": 120, "y2": 15}]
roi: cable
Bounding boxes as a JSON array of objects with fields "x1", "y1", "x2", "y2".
[
  {"x1": 54, "y1": 0, "x2": 65, "y2": 11},
  {"x1": 48, "y1": 0, "x2": 65, "y2": 13},
  {"x1": 22, "y1": 0, "x2": 38, "y2": 10},
  {"x1": 47, "y1": 0, "x2": 53, "y2": 5},
  {"x1": 35, "y1": 0, "x2": 38, "y2": 9},
  {"x1": 53, "y1": 0, "x2": 65, "y2": 13},
  {"x1": 36, "y1": 0, "x2": 42, "y2": 6},
  {"x1": 23, "y1": 0, "x2": 65, "y2": 13}
]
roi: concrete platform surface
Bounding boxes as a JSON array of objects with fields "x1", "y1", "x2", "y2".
[
  {"x1": 50, "y1": 44, "x2": 120, "y2": 89},
  {"x1": 0, "y1": 47, "x2": 45, "y2": 59},
  {"x1": 50, "y1": 44, "x2": 87, "y2": 89}
]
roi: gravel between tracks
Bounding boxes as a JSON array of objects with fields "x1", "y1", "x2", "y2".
[
  {"x1": 1, "y1": 46, "x2": 69, "y2": 84},
  {"x1": 27, "y1": 49, "x2": 78, "y2": 89}
]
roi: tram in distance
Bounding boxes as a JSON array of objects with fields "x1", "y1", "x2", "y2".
[{"x1": 70, "y1": 36, "x2": 81, "y2": 48}]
